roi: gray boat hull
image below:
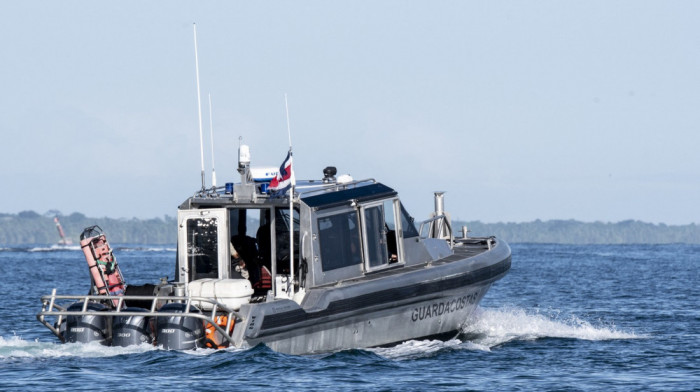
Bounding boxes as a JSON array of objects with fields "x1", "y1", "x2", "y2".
[{"x1": 234, "y1": 239, "x2": 511, "y2": 354}]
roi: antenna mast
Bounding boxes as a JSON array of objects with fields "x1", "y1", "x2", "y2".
[
  {"x1": 285, "y1": 93, "x2": 292, "y2": 148},
  {"x1": 208, "y1": 93, "x2": 217, "y2": 189},
  {"x1": 193, "y1": 23, "x2": 206, "y2": 191}
]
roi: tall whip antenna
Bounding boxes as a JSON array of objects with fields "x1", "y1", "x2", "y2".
[
  {"x1": 285, "y1": 93, "x2": 292, "y2": 149},
  {"x1": 193, "y1": 23, "x2": 206, "y2": 191},
  {"x1": 208, "y1": 93, "x2": 217, "y2": 189}
]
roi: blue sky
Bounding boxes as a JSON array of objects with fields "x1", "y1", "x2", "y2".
[{"x1": 0, "y1": 1, "x2": 698, "y2": 225}]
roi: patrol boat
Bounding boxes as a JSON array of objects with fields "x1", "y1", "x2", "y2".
[{"x1": 37, "y1": 145, "x2": 511, "y2": 354}]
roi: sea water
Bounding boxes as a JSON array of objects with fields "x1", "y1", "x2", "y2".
[{"x1": 0, "y1": 243, "x2": 697, "y2": 391}]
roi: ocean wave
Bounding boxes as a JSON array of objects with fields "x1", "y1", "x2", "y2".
[
  {"x1": 0, "y1": 246, "x2": 175, "y2": 253},
  {"x1": 0, "y1": 246, "x2": 76, "y2": 253},
  {"x1": 0, "y1": 334, "x2": 250, "y2": 360},
  {"x1": 368, "y1": 338, "x2": 486, "y2": 360},
  {"x1": 460, "y1": 306, "x2": 642, "y2": 347},
  {"x1": 115, "y1": 247, "x2": 176, "y2": 253},
  {"x1": 2, "y1": 305, "x2": 642, "y2": 361},
  {"x1": 0, "y1": 335, "x2": 156, "y2": 359},
  {"x1": 28, "y1": 245, "x2": 81, "y2": 252},
  {"x1": 369, "y1": 305, "x2": 641, "y2": 360}
]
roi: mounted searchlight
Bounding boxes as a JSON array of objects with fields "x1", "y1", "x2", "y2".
[{"x1": 323, "y1": 166, "x2": 337, "y2": 183}]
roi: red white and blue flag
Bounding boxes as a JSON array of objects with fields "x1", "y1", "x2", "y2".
[{"x1": 269, "y1": 150, "x2": 294, "y2": 197}]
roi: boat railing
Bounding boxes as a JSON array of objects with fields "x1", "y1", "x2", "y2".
[
  {"x1": 295, "y1": 178, "x2": 377, "y2": 198},
  {"x1": 37, "y1": 289, "x2": 243, "y2": 345},
  {"x1": 189, "y1": 178, "x2": 379, "y2": 201},
  {"x1": 419, "y1": 214, "x2": 454, "y2": 246},
  {"x1": 453, "y1": 235, "x2": 496, "y2": 250}
]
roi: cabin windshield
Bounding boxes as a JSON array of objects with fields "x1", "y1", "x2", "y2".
[{"x1": 400, "y1": 203, "x2": 419, "y2": 238}]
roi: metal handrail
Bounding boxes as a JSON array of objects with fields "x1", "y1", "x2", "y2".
[
  {"x1": 294, "y1": 178, "x2": 377, "y2": 197},
  {"x1": 418, "y1": 214, "x2": 453, "y2": 242},
  {"x1": 37, "y1": 289, "x2": 244, "y2": 346}
]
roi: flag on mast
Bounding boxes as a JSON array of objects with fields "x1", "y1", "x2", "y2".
[{"x1": 269, "y1": 150, "x2": 294, "y2": 197}]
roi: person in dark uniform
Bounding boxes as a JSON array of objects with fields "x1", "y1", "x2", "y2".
[{"x1": 230, "y1": 234, "x2": 260, "y2": 284}]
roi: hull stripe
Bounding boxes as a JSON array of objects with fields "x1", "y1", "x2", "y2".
[{"x1": 259, "y1": 255, "x2": 511, "y2": 332}]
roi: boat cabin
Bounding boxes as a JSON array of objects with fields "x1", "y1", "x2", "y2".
[{"x1": 175, "y1": 149, "x2": 454, "y2": 304}]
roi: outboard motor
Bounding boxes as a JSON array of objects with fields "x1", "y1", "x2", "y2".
[
  {"x1": 65, "y1": 302, "x2": 109, "y2": 345},
  {"x1": 156, "y1": 303, "x2": 204, "y2": 350},
  {"x1": 112, "y1": 307, "x2": 153, "y2": 347}
]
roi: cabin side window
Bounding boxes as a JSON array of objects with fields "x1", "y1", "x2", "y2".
[
  {"x1": 318, "y1": 211, "x2": 362, "y2": 271},
  {"x1": 363, "y1": 205, "x2": 389, "y2": 268},
  {"x1": 186, "y1": 217, "x2": 219, "y2": 280},
  {"x1": 362, "y1": 199, "x2": 402, "y2": 271}
]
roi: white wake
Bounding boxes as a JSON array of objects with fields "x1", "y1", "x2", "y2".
[
  {"x1": 0, "y1": 335, "x2": 155, "y2": 359},
  {"x1": 370, "y1": 306, "x2": 641, "y2": 360}
]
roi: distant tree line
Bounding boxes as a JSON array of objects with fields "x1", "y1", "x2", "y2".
[
  {"x1": 0, "y1": 211, "x2": 697, "y2": 245},
  {"x1": 0, "y1": 211, "x2": 177, "y2": 245},
  {"x1": 453, "y1": 219, "x2": 699, "y2": 244}
]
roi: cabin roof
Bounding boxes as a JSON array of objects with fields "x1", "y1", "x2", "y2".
[
  {"x1": 299, "y1": 182, "x2": 397, "y2": 210},
  {"x1": 179, "y1": 177, "x2": 397, "y2": 210}
]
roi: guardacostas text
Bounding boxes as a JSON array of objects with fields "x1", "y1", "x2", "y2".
[{"x1": 411, "y1": 291, "x2": 480, "y2": 322}]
